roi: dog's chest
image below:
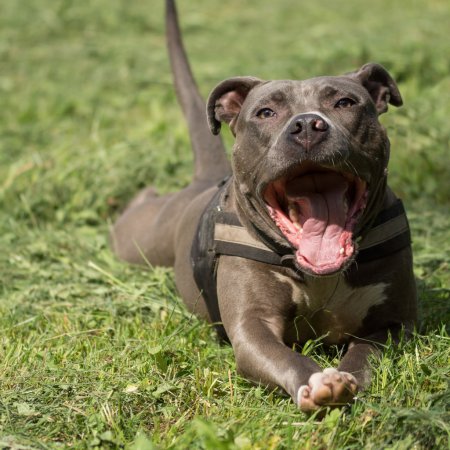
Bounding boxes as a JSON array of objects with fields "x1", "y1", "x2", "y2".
[{"x1": 272, "y1": 271, "x2": 388, "y2": 344}]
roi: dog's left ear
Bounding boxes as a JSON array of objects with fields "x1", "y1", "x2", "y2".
[
  {"x1": 207, "y1": 76, "x2": 263, "y2": 135},
  {"x1": 350, "y1": 63, "x2": 403, "y2": 114}
]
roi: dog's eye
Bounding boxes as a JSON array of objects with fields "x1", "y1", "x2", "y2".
[
  {"x1": 256, "y1": 108, "x2": 277, "y2": 119},
  {"x1": 335, "y1": 98, "x2": 357, "y2": 108}
]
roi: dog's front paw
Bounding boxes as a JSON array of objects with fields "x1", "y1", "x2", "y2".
[{"x1": 297, "y1": 368, "x2": 358, "y2": 413}]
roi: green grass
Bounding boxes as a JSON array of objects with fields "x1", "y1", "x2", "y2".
[{"x1": 0, "y1": 0, "x2": 449, "y2": 448}]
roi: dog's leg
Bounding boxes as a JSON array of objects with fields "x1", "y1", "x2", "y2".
[
  {"x1": 222, "y1": 305, "x2": 359, "y2": 413},
  {"x1": 111, "y1": 190, "x2": 176, "y2": 266},
  {"x1": 338, "y1": 325, "x2": 410, "y2": 386},
  {"x1": 112, "y1": 182, "x2": 214, "y2": 266},
  {"x1": 298, "y1": 324, "x2": 415, "y2": 411},
  {"x1": 217, "y1": 257, "x2": 359, "y2": 412}
]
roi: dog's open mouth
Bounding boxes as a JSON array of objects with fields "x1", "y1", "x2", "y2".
[{"x1": 264, "y1": 163, "x2": 368, "y2": 275}]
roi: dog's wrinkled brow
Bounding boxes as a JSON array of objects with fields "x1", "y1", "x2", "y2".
[
  {"x1": 318, "y1": 86, "x2": 339, "y2": 98},
  {"x1": 268, "y1": 90, "x2": 287, "y2": 104}
]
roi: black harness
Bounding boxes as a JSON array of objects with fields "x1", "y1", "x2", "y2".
[{"x1": 191, "y1": 179, "x2": 412, "y2": 340}]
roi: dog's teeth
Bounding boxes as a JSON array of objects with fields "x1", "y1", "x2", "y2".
[
  {"x1": 288, "y1": 203, "x2": 300, "y2": 220},
  {"x1": 288, "y1": 203, "x2": 303, "y2": 233},
  {"x1": 340, "y1": 247, "x2": 345, "y2": 255}
]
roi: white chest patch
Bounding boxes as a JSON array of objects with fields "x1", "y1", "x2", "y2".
[{"x1": 272, "y1": 271, "x2": 388, "y2": 343}]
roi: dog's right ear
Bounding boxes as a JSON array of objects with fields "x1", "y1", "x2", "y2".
[
  {"x1": 207, "y1": 77, "x2": 263, "y2": 135},
  {"x1": 349, "y1": 63, "x2": 403, "y2": 115}
]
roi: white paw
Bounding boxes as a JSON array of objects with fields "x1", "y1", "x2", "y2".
[{"x1": 297, "y1": 368, "x2": 358, "y2": 412}]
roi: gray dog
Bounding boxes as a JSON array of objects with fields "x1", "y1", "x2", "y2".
[{"x1": 112, "y1": 0, "x2": 417, "y2": 413}]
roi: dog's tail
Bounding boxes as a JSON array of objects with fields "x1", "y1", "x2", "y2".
[{"x1": 166, "y1": 0, "x2": 231, "y2": 183}]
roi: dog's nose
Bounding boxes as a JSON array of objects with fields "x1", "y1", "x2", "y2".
[
  {"x1": 290, "y1": 113, "x2": 329, "y2": 134},
  {"x1": 288, "y1": 113, "x2": 329, "y2": 150}
]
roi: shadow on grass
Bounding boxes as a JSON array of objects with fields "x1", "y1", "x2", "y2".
[{"x1": 417, "y1": 279, "x2": 450, "y2": 333}]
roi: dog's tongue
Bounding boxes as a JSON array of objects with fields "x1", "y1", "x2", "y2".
[{"x1": 285, "y1": 173, "x2": 348, "y2": 268}]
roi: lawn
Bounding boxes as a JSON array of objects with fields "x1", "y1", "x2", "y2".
[{"x1": 0, "y1": 0, "x2": 449, "y2": 448}]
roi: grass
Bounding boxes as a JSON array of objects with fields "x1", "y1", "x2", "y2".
[{"x1": 0, "y1": 0, "x2": 449, "y2": 448}]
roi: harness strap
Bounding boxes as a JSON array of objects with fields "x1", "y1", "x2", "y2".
[
  {"x1": 357, "y1": 200, "x2": 411, "y2": 262},
  {"x1": 190, "y1": 181, "x2": 230, "y2": 341}
]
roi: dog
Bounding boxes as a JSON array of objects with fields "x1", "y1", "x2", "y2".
[{"x1": 111, "y1": 0, "x2": 417, "y2": 413}]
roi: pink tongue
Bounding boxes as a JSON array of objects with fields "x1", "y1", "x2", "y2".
[{"x1": 286, "y1": 173, "x2": 348, "y2": 267}]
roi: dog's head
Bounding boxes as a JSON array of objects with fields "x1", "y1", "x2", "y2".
[{"x1": 207, "y1": 63, "x2": 402, "y2": 276}]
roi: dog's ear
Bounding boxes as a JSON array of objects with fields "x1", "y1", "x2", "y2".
[
  {"x1": 207, "y1": 77, "x2": 263, "y2": 135},
  {"x1": 350, "y1": 63, "x2": 403, "y2": 114}
]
